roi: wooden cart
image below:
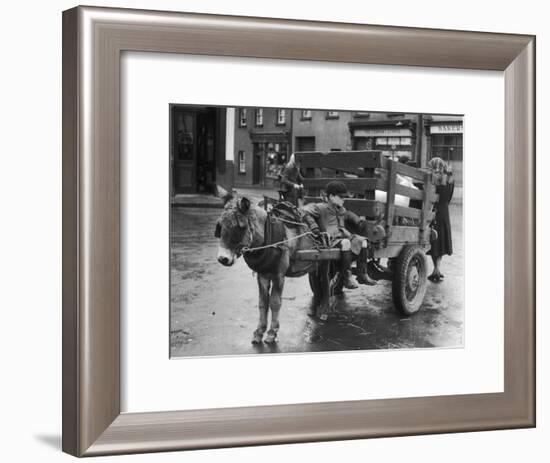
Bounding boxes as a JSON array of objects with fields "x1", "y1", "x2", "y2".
[{"x1": 294, "y1": 150, "x2": 438, "y2": 319}]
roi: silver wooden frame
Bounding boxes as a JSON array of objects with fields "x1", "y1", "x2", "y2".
[{"x1": 62, "y1": 6, "x2": 535, "y2": 457}]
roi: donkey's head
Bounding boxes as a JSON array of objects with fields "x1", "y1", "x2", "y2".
[{"x1": 215, "y1": 195, "x2": 255, "y2": 266}]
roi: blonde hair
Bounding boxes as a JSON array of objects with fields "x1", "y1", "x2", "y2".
[
  {"x1": 428, "y1": 157, "x2": 451, "y2": 174},
  {"x1": 288, "y1": 153, "x2": 296, "y2": 166}
]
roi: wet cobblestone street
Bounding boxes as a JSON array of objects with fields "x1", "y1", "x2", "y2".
[{"x1": 170, "y1": 198, "x2": 463, "y2": 357}]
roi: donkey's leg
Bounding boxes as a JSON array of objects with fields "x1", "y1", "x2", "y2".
[
  {"x1": 265, "y1": 274, "x2": 285, "y2": 344},
  {"x1": 252, "y1": 274, "x2": 270, "y2": 344}
]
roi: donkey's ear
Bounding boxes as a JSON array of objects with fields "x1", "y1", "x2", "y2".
[
  {"x1": 238, "y1": 197, "x2": 251, "y2": 214},
  {"x1": 216, "y1": 184, "x2": 233, "y2": 205}
]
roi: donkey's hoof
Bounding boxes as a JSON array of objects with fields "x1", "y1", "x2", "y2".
[
  {"x1": 264, "y1": 333, "x2": 278, "y2": 344},
  {"x1": 251, "y1": 333, "x2": 263, "y2": 344}
]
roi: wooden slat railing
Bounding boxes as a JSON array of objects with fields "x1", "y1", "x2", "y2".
[{"x1": 295, "y1": 151, "x2": 385, "y2": 169}]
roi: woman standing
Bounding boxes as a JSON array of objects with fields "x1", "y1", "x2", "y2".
[{"x1": 427, "y1": 157, "x2": 454, "y2": 283}]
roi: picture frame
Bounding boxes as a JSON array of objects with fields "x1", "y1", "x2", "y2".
[{"x1": 62, "y1": 5, "x2": 535, "y2": 457}]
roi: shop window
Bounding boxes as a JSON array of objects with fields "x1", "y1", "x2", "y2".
[
  {"x1": 255, "y1": 108, "x2": 263, "y2": 126},
  {"x1": 239, "y1": 108, "x2": 247, "y2": 127},
  {"x1": 376, "y1": 136, "x2": 412, "y2": 147},
  {"x1": 431, "y1": 132, "x2": 463, "y2": 162},
  {"x1": 266, "y1": 142, "x2": 288, "y2": 180},
  {"x1": 277, "y1": 109, "x2": 286, "y2": 125},
  {"x1": 443, "y1": 134, "x2": 462, "y2": 146},
  {"x1": 238, "y1": 151, "x2": 246, "y2": 173}
]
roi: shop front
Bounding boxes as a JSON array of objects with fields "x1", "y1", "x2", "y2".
[
  {"x1": 428, "y1": 121, "x2": 463, "y2": 161},
  {"x1": 426, "y1": 119, "x2": 464, "y2": 185},
  {"x1": 170, "y1": 105, "x2": 233, "y2": 195},
  {"x1": 349, "y1": 120, "x2": 417, "y2": 161},
  {"x1": 249, "y1": 132, "x2": 290, "y2": 187}
]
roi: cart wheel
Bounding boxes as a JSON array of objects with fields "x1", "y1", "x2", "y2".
[
  {"x1": 392, "y1": 245, "x2": 428, "y2": 315},
  {"x1": 329, "y1": 262, "x2": 344, "y2": 295},
  {"x1": 309, "y1": 263, "x2": 343, "y2": 296},
  {"x1": 308, "y1": 271, "x2": 322, "y2": 298}
]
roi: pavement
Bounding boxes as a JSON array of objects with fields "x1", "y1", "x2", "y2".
[
  {"x1": 171, "y1": 193, "x2": 224, "y2": 208},
  {"x1": 170, "y1": 190, "x2": 464, "y2": 358}
]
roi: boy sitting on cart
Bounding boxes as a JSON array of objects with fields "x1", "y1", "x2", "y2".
[{"x1": 302, "y1": 181, "x2": 377, "y2": 289}]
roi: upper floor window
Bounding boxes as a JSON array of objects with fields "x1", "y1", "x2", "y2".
[
  {"x1": 238, "y1": 151, "x2": 246, "y2": 173},
  {"x1": 277, "y1": 109, "x2": 286, "y2": 125},
  {"x1": 239, "y1": 108, "x2": 247, "y2": 127},
  {"x1": 255, "y1": 108, "x2": 263, "y2": 126},
  {"x1": 326, "y1": 111, "x2": 339, "y2": 119},
  {"x1": 301, "y1": 110, "x2": 312, "y2": 120}
]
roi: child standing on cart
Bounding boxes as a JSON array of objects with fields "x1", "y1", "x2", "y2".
[
  {"x1": 302, "y1": 181, "x2": 377, "y2": 289},
  {"x1": 278, "y1": 154, "x2": 305, "y2": 207}
]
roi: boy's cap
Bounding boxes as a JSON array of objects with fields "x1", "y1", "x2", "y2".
[{"x1": 326, "y1": 181, "x2": 349, "y2": 197}]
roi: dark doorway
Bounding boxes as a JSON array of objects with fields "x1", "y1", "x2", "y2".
[
  {"x1": 172, "y1": 107, "x2": 196, "y2": 193},
  {"x1": 252, "y1": 152, "x2": 261, "y2": 185},
  {"x1": 195, "y1": 111, "x2": 217, "y2": 193},
  {"x1": 171, "y1": 106, "x2": 219, "y2": 194}
]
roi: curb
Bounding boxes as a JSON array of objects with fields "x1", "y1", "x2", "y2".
[{"x1": 171, "y1": 202, "x2": 223, "y2": 209}]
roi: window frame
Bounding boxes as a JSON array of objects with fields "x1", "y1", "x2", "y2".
[
  {"x1": 239, "y1": 108, "x2": 247, "y2": 127},
  {"x1": 276, "y1": 109, "x2": 286, "y2": 125},
  {"x1": 255, "y1": 108, "x2": 263, "y2": 127},
  {"x1": 238, "y1": 150, "x2": 246, "y2": 174}
]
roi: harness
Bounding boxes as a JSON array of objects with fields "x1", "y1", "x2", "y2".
[
  {"x1": 242, "y1": 213, "x2": 283, "y2": 274},
  {"x1": 243, "y1": 202, "x2": 313, "y2": 274}
]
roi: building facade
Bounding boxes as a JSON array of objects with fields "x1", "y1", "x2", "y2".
[
  {"x1": 170, "y1": 105, "x2": 234, "y2": 196},
  {"x1": 425, "y1": 115, "x2": 464, "y2": 186},
  {"x1": 292, "y1": 109, "x2": 353, "y2": 153},
  {"x1": 233, "y1": 107, "x2": 291, "y2": 187},
  {"x1": 232, "y1": 109, "x2": 463, "y2": 187}
]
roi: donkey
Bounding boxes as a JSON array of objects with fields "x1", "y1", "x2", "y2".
[{"x1": 216, "y1": 192, "x2": 317, "y2": 344}]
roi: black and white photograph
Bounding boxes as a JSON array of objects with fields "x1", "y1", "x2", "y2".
[
  {"x1": 2, "y1": 0, "x2": 542, "y2": 460},
  {"x1": 170, "y1": 106, "x2": 464, "y2": 357}
]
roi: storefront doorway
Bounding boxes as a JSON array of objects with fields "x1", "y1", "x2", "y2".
[
  {"x1": 252, "y1": 151, "x2": 262, "y2": 185},
  {"x1": 171, "y1": 105, "x2": 220, "y2": 194}
]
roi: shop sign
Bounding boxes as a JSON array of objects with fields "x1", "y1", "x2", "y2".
[
  {"x1": 430, "y1": 124, "x2": 463, "y2": 134},
  {"x1": 353, "y1": 128, "x2": 412, "y2": 137}
]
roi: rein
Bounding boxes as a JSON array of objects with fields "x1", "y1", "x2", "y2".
[
  {"x1": 241, "y1": 215, "x2": 313, "y2": 254},
  {"x1": 242, "y1": 230, "x2": 315, "y2": 254},
  {"x1": 271, "y1": 217, "x2": 309, "y2": 227}
]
